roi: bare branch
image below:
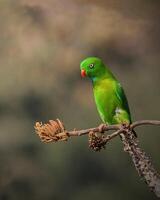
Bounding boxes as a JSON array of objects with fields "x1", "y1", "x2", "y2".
[
  {"x1": 131, "y1": 120, "x2": 160, "y2": 129},
  {"x1": 34, "y1": 119, "x2": 160, "y2": 143},
  {"x1": 34, "y1": 119, "x2": 160, "y2": 198}
]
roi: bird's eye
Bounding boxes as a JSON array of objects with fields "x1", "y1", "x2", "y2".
[{"x1": 89, "y1": 63, "x2": 94, "y2": 69}]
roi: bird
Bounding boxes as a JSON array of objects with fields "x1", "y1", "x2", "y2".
[{"x1": 80, "y1": 57, "x2": 136, "y2": 137}]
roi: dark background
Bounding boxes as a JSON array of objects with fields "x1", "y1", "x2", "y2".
[{"x1": 0, "y1": 0, "x2": 160, "y2": 199}]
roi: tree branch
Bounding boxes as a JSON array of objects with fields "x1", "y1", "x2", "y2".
[{"x1": 34, "y1": 119, "x2": 160, "y2": 198}]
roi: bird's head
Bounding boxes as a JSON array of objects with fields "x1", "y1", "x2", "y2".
[{"x1": 80, "y1": 57, "x2": 107, "y2": 80}]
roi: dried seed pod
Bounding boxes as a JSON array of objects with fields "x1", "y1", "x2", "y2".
[{"x1": 88, "y1": 131, "x2": 107, "y2": 152}]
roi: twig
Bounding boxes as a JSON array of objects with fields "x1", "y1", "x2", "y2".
[
  {"x1": 131, "y1": 120, "x2": 160, "y2": 129},
  {"x1": 35, "y1": 120, "x2": 160, "y2": 141},
  {"x1": 34, "y1": 119, "x2": 160, "y2": 198}
]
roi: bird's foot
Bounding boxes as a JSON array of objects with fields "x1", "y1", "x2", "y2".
[
  {"x1": 98, "y1": 123, "x2": 107, "y2": 133},
  {"x1": 121, "y1": 122, "x2": 130, "y2": 130},
  {"x1": 121, "y1": 123, "x2": 137, "y2": 138}
]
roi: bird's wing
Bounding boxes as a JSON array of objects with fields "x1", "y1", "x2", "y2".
[
  {"x1": 115, "y1": 82, "x2": 136, "y2": 136},
  {"x1": 115, "y1": 82, "x2": 131, "y2": 121}
]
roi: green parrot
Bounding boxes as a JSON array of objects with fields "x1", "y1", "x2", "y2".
[{"x1": 80, "y1": 57, "x2": 135, "y2": 132}]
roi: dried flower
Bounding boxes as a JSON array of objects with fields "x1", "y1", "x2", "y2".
[{"x1": 34, "y1": 119, "x2": 68, "y2": 143}]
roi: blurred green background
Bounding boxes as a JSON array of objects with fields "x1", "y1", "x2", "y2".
[{"x1": 0, "y1": 0, "x2": 160, "y2": 199}]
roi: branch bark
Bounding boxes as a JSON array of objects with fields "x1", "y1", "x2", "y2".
[{"x1": 35, "y1": 119, "x2": 160, "y2": 198}]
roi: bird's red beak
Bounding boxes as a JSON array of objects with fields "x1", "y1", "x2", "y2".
[{"x1": 81, "y1": 69, "x2": 87, "y2": 77}]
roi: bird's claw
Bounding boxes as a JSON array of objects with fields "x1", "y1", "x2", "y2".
[
  {"x1": 121, "y1": 123, "x2": 130, "y2": 130},
  {"x1": 98, "y1": 123, "x2": 106, "y2": 133}
]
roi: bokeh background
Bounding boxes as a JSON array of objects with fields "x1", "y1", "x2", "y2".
[{"x1": 0, "y1": 0, "x2": 160, "y2": 199}]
